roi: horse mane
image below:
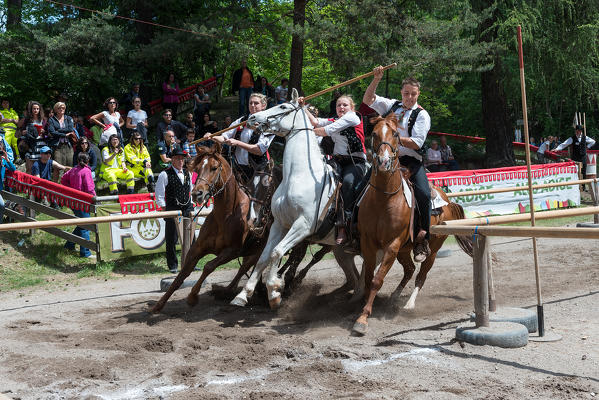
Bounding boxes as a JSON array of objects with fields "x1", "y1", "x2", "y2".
[{"x1": 191, "y1": 142, "x2": 231, "y2": 175}]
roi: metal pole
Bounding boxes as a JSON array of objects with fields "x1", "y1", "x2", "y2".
[{"x1": 517, "y1": 25, "x2": 544, "y2": 336}]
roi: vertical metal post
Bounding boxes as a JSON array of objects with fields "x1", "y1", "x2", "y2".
[{"x1": 473, "y1": 234, "x2": 489, "y2": 328}]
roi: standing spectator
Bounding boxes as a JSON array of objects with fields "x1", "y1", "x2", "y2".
[
  {"x1": 426, "y1": 140, "x2": 444, "y2": 172},
  {"x1": 0, "y1": 98, "x2": 19, "y2": 160},
  {"x1": 125, "y1": 97, "x2": 149, "y2": 146},
  {"x1": 162, "y1": 73, "x2": 180, "y2": 117},
  {"x1": 121, "y1": 83, "x2": 142, "y2": 113},
  {"x1": 0, "y1": 140, "x2": 16, "y2": 223},
  {"x1": 439, "y1": 135, "x2": 460, "y2": 170},
  {"x1": 536, "y1": 136, "x2": 552, "y2": 164},
  {"x1": 275, "y1": 78, "x2": 289, "y2": 104},
  {"x1": 72, "y1": 137, "x2": 97, "y2": 179},
  {"x1": 155, "y1": 109, "x2": 187, "y2": 144},
  {"x1": 89, "y1": 97, "x2": 124, "y2": 147},
  {"x1": 98, "y1": 134, "x2": 134, "y2": 195},
  {"x1": 182, "y1": 128, "x2": 198, "y2": 160},
  {"x1": 124, "y1": 132, "x2": 155, "y2": 192},
  {"x1": 193, "y1": 85, "x2": 211, "y2": 122},
  {"x1": 255, "y1": 76, "x2": 275, "y2": 108},
  {"x1": 32, "y1": 146, "x2": 69, "y2": 182},
  {"x1": 61, "y1": 152, "x2": 96, "y2": 260},
  {"x1": 157, "y1": 130, "x2": 177, "y2": 170},
  {"x1": 18, "y1": 101, "x2": 47, "y2": 174},
  {"x1": 232, "y1": 60, "x2": 255, "y2": 117},
  {"x1": 47, "y1": 102, "x2": 77, "y2": 168},
  {"x1": 155, "y1": 145, "x2": 193, "y2": 273}
]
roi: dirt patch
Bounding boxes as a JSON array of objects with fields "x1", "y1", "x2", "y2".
[{"x1": 0, "y1": 237, "x2": 597, "y2": 399}]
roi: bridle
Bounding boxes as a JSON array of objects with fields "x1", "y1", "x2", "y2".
[
  {"x1": 370, "y1": 120, "x2": 404, "y2": 195},
  {"x1": 251, "y1": 101, "x2": 312, "y2": 139},
  {"x1": 194, "y1": 155, "x2": 233, "y2": 203}
]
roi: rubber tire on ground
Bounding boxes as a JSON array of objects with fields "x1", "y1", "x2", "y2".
[
  {"x1": 470, "y1": 307, "x2": 538, "y2": 333},
  {"x1": 456, "y1": 321, "x2": 529, "y2": 348},
  {"x1": 160, "y1": 277, "x2": 199, "y2": 292},
  {"x1": 576, "y1": 222, "x2": 599, "y2": 228}
]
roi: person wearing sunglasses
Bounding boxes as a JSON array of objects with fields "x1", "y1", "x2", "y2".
[
  {"x1": 90, "y1": 97, "x2": 124, "y2": 147},
  {"x1": 155, "y1": 108, "x2": 187, "y2": 144},
  {"x1": 124, "y1": 133, "x2": 155, "y2": 192}
]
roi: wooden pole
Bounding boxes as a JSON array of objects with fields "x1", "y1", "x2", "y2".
[
  {"x1": 518, "y1": 25, "x2": 544, "y2": 336},
  {"x1": 0, "y1": 210, "x2": 182, "y2": 232},
  {"x1": 473, "y1": 234, "x2": 489, "y2": 327},
  {"x1": 444, "y1": 205, "x2": 599, "y2": 226},
  {"x1": 181, "y1": 217, "x2": 192, "y2": 266},
  {"x1": 445, "y1": 178, "x2": 596, "y2": 198},
  {"x1": 188, "y1": 63, "x2": 398, "y2": 145},
  {"x1": 431, "y1": 224, "x2": 599, "y2": 239},
  {"x1": 487, "y1": 248, "x2": 497, "y2": 312}
]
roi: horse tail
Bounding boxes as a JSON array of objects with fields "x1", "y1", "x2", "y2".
[{"x1": 447, "y1": 202, "x2": 474, "y2": 258}]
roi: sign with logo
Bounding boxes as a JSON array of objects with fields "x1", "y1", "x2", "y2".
[{"x1": 428, "y1": 162, "x2": 581, "y2": 218}]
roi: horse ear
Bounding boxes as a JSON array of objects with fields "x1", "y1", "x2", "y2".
[
  {"x1": 212, "y1": 139, "x2": 223, "y2": 155},
  {"x1": 291, "y1": 88, "x2": 299, "y2": 102},
  {"x1": 385, "y1": 113, "x2": 399, "y2": 130},
  {"x1": 369, "y1": 116, "x2": 383, "y2": 125}
]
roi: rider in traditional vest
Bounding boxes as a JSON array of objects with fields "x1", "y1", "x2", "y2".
[
  {"x1": 555, "y1": 124, "x2": 595, "y2": 179},
  {"x1": 363, "y1": 66, "x2": 432, "y2": 262},
  {"x1": 300, "y1": 95, "x2": 367, "y2": 245},
  {"x1": 208, "y1": 93, "x2": 274, "y2": 184}
]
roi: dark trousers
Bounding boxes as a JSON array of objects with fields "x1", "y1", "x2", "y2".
[
  {"x1": 165, "y1": 216, "x2": 179, "y2": 270},
  {"x1": 400, "y1": 156, "x2": 431, "y2": 240},
  {"x1": 337, "y1": 157, "x2": 367, "y2": 224},
  {"x1": 65, "y1": 209, "x2": 91, "y2": 257}
]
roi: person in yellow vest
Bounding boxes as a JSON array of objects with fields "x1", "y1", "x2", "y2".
[
  {"x1": 0, "y1": 98, "x2": 20, "y2": 160},
  {"x1": 98, "y1": 134, "x2": 134, "y2": 195},
  {"x1": 124, "y1": 132, "x2": 155, "y2": 192}
]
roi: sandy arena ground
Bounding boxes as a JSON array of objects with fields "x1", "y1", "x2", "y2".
[{"x1": 0, "y1": 236, "x2": 598, "y2": 399}]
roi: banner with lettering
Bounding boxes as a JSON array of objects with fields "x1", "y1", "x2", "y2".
[{"x1": 428, "y1": 161, "x2": 581, "y2": 218}]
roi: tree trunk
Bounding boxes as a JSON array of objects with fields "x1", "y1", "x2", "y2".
[
  {"x1": 6, "y1": 0, "x2": 22, "y2": 29},
  {"x1": 288, "y1": 0, "x2": 306, "y2": 98}
]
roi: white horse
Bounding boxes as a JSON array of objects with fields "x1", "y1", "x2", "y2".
[{"x1": 231, "y1": 89, "x2": 360, "y2": 308}]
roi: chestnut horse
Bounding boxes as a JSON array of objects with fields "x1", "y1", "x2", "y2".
[
  {"x1": 352, "y1": 114, "x2": 473, "y2": 335},
  {"x1": 151, "y1": 144, "x2": 279, "y2": 313}
]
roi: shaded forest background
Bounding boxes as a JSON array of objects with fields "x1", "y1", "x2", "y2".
[{"x1": 1, "y1": 0, "x2": 598, "y2": 167}]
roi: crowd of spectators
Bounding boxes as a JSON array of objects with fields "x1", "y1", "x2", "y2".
[{"x1": 231, "y1": 60, "x2": 289, "y2": 116}]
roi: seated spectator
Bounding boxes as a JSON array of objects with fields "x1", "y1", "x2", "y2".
[
  {"x1": 98, "y1": 134, "x2": 134, "y2": 195},
  {"x1": 61, "y1": 152, "x2": 96, "y2": 260},
  {"x1": 46, "y1": 102, "x2": 77, "y2": 168},
  {"x1": 125, "y1": 96, "x2": 149, "y2": 146},
  {"x1": 183, "y1": 128, "x2": 198, "y2": 161},
  {"x1": 32, "y1": 146, "x2": 69, "y2": 182},
  {"x1": 73, "y1": 137, "x2": 97, "y2": 179},
  {"x1": 439, "y1": 136, "x2": 460, "y2": 170},
  {"x1": 124, "y1": 132, "x2": 155, "y2": 192},
  {"x1": 426, "y1": 140, "x2": 444, "y2": 172},
  {"x1": 157, "y1": 130, "x2": 177, "y2": 170},
  {"x1": 89, "y1": 97, "x2": 124, "y2": 147},
  {"x1": 155, "y1": 109, "x2": 187, "y2": 145},
  {"x1": 18, "y1": 101, "x2": 48, "y2": 174},
  {"x1": 193, "y1": 84, "x2": 211, "y2": 123},
  {"x1": 0, "y1": 140, "x2": 16, "y2": 223}
]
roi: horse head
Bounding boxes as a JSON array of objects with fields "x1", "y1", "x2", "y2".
[
  {"x1": 246, "y1": 160, "x2": 282, "y2": 229},
  {"x1": 371, "y1": 113, "x2": 402, "y2": 172},
  {"x1": 247, "y1": 88, "x2": 304, "y2": 137},
  {"x1": 189, "y1": 142, "x2": 231, "y2": 205}
]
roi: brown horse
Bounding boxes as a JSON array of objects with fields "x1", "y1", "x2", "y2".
[
  {"x1": 352, "y1": 114, "x2": 473, "y2": 335},
  {"x1": 150, "y1": 144, "x2": 278, "y2": 313}
]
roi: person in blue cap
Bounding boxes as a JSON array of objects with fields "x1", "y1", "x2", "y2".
[{"x1": 31, "y1": 146, "x2": 70, "y2": 182}]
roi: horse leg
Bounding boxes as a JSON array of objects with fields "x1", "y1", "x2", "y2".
[
  {"x1": 186, "y1": 248, "x2": 239, "y2": 307},
  {"x1": 264, "y1": 217, "x2": 311, "y2": 309},
  {"x1": 231, "y1": 221, "x2": 287, "y2": 307},
  {"x1": 212, "y1": 253, "x2": 260, "y2": 299},
  {"x1": 281, "y1": 242, "x2": 309, "y2": 289},
  {"x1": 353, "y1": 240, "x2": 401, "y2": 335},
  {"x1": 331, "y1": 247, "x2": 359, "y2": 294},
  {"x1": 389, "y1": 250, "x2": 416, "y2": 304},
  {"x1": 291, "y1": 244, "x2": 332, "y2": 290},
  {"x1": 150, "y1": 242, "x2": 209, "y2": 313},
  {"x1": 404, "y1": 250, "x2": 439, "y2": 310}
]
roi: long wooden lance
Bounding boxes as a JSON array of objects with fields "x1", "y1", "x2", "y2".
[
  {"x1": 517, "y1": 25, "x2": 545, "y2": 337},
  {"x1": 188, "y1": 63, "x2": 397, "y2": 146}
]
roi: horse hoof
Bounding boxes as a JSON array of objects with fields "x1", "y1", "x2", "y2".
[
  {"x1": 351, "y1": 321, "x2": 368, "y2": 336},
  {"x1": 150, "y1": 303, "x2": 163, "y2": 314},
  {"x1": 230, "y1": 296, "x2": 247, "y2": 307},
  {"x1": 186, "y1": 294, "x2": 199, "y2": 307},
  {"x1": 269, "y1": 295, "x2": 282, "y2": 309},
  {"x1": 403, "y1": 303, "x2": 415, "y2": 310}
]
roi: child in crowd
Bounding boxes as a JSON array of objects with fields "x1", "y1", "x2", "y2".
[{"x1": 182, "y1": 128, "x2": 198, "y2": 160}]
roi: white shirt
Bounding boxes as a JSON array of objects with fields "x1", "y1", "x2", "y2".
[
  {"x1": 222, "y1": 117, "x2": 275, "y2": 166},
  {"x1": 316, "y1": 111, "x2": 365, "y2": 158},
  {"x1": 155, "y1": 167, "x2": 192, "y2": 208},
  {"x1": 555, "y1": 135, "x2": 596, "y2": 151},
  {"x1": 426, "y1": 148, "x2": 442, "y2": 164},
  {"x1": 369, "y1": 95, "x2": 431, "y2": 161},
  {"x1": 537, "y1": 140, "x2": 550, "y2": 154},
  {"x1": 127, "y1": 109, "x2": 147, "y2": 126},
  {"x1": 100, "y1": 111, "x2": 121, "y2": 145},
  {"x1": 275, "y1": 86, "x2": 288, "y2": 102}
]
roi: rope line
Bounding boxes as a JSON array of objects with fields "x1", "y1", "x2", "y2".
[{"x1": 43, "y1": 0, "x2": 216, "y2": 37}]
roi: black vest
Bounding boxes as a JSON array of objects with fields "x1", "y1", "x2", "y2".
[
  {"x1": 164, "y1": 166, "x2": 192, "y2": 211},
  {"x1": 339, "y1": 112, "x2": 366, "y2": 155},
  {"x1": 235, "y1": 115, "x2": 268, "y2": 167},
  {"x1": 571, "y1": 134, "x2": 586, "y2": 162}
]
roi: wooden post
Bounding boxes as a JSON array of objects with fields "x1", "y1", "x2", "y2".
[
  {"x1": 487, "y1": 248, "x2": 496, "y2": 312},
  {"x1": 473, "y1": 234, "x2": 489, "y2": 327},
  {"x1": 180, "y1": 217, "x2": 192, "y2": 266},
  {"x1": 594, "y1": 180, "x2": 599, "y2": 224}
]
